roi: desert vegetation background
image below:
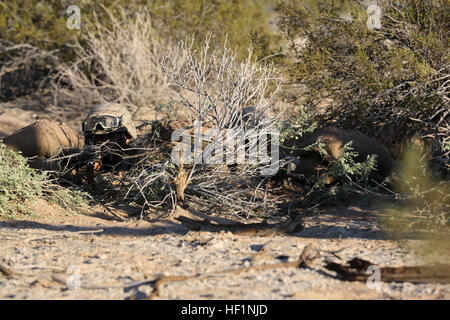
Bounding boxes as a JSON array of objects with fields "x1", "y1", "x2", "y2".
[{"x1": 0, "y1": 0, "x2": 448, "y2": 299}]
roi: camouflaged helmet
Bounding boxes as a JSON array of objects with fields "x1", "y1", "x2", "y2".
[{"x1": 82, "y1": 103, "x2": 137, "y2": 139}]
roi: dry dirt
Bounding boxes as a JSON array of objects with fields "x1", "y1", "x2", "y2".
[
  {"x1": 0, "y1": 201, "x2": 449, "y2": 300},
  {"x1": 1, "y1": 97, "x2": 450, "y2": 300}
]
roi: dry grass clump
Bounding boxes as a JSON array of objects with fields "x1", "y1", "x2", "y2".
[{"x1": 54, "y1": 8, "x2": 176, "y2": 118}]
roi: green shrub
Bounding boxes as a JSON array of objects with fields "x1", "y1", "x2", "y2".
[
  {"x1": 45, "y1": 183, "x2": 89, "y2": 213},
  {"x1": 278, "y1": 105, "x2": 381, "y2": 210},
  {"x1": 0, "y1": 142, "x2": 89, "y2": 217},
  {"x1": 276, "y1": 0, "x2": 449, "y2": 173},
  {"x1": 381, "y1": 144, "x2": 449, "y2": 232},
  {"x1": 301, "y1": 143, "x2": 380, "y2": 209},
  {"x1": 0, "y1": 142, "x2": 46, "y2": 216},
  {"x1": 0, "y1": 1, "x2": 77, "y2": 53},
  {"x1": 145, "y1": 0, "x2": 282, "y2": 61},
  {"x1": 378, "y1": 144, "x2": 449, "y2": 258}
]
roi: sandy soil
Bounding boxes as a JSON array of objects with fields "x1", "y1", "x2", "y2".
[
  {"x1": 1, "y1": 93, "x2": 449, "y2": 300},
  {"x1": 0, "y1": 201, "x2": 449, "y2": 300}
]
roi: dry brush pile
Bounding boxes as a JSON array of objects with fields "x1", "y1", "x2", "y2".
[
  {"x1": 52, "y1": 9, "x2": 288, "y2": 219},
  {"x1": 54, "y1": 8, "x2": 175, "y2": 117}
]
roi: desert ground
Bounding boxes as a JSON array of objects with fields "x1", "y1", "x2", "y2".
[
  {"x1": 0, "y1": 1, "x2": 448, "y2": 300},
  {"x1": 0, "y1": 101, "x2": 449, "y2": 299},
  {"x1": 1, "y1": 96, "x2": 450, "y2": 300},
  {"x1": 1, "y1": 199, "x2": 449, "y2": 300}
]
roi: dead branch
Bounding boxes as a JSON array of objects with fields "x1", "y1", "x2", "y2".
[{"x1": 147, "y1": 244, "x2": 314, "y2": 299}]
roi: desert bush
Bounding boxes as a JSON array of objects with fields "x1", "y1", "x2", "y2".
[
  {"x1": 45, "y1": 182, "x2": 89, "y2": 213},
  {"x1": 0, "y1": 1, "x2": 76, "y2": 101},
  {"x1": 53, "y1": 0, "x2": 283, "y2": 113},
  {"x1": 0, "y1": 142, "x2": 89, "y2": 217},
  {"x1": 161, "y1": 37, "x2": 284, "y2": 216},
  {"x1": 0, "y1": 1, "x2": 280, "y2": 102},
  {"x1": 162, "y1": 36, "x2": 282, "y2": 130},
  {"x1": 0, "y1": 0, "x2": 278, "y2": 61},
  {"x1": 380, "y1": 144, "x2": 449, "y2": 232},
  {"x1": 145, "y1": 0, "x2": 281, "y2": 61},
  {"x1": 0, "y1": 142, "x2": 46, "y2": 216},
  {"x1": 0, "y1": 1, "x2": 77, "y2": 54},
  {"x1": 95, "y1": 37, "x2": 285, "y2": 218},
  {"x1": 301, "y1": 142, "x2": 381, "y2": 210},
  {"x1": 277, "y1": 103, "x2": 386, "y2": 210},
  {"x1": 55, "y1": 8, "x2": 175, "y2": 116},
  {"x1": 276, "y1": 0, "x2": 449, "y2": 174},
  {"x1": 0, "y1": 40, "x2": 60, "y2": 100}
]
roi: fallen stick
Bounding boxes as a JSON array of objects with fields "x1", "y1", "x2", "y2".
[
  {"x1": 175, "y1": 215, "x2": 304, "y2": 236},
  {"x1": 13, "y1": 265, "x2": 66, "y2": 272},
  {"x1": 0, "y1": 262, "x2": 43, "y2": 278},
  {"x1": 147, "y1": 244, "x2": 314, "y2": 299},
  {"x1": 325, "y1": 258, "x2": 450, "y2": 284}
]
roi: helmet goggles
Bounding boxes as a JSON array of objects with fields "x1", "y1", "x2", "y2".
[{"x1": 82, "y1": 114, "x2": 123, "y2": 134}]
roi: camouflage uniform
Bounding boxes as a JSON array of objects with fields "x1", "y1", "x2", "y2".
[
  {"x1": 2, "y1": 119, "x2": 84, "y2": 171},
  {"x1": 2, "y1": 103, "x2": 138, "y2": 175}
]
